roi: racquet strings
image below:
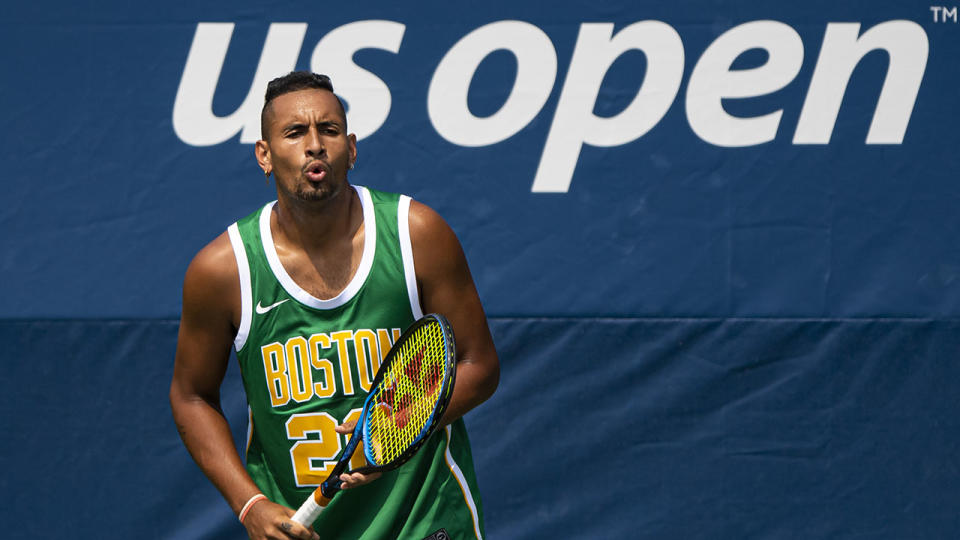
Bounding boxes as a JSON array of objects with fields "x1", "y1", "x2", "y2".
[{"x1": 366, "y1": 321, "x2": 448, "y2": 465}]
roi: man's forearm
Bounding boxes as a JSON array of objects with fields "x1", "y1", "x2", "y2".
[
  {"x1": 440, "y1": 358, "x2": 499, "y2": 427},
  {"x1": 171, "y1": 395, "x2": 262, "y2": 515}
]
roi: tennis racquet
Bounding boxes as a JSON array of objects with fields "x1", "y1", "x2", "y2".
[{"x1": 291, "y1": 313, "x2": 457, "y2": 527}]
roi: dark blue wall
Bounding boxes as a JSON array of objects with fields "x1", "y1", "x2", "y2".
[{"x1": 2, "y1": 1, "x2": 958, "y2": 538}]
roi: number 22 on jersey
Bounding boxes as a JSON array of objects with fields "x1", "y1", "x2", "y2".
[{"x1": 286, "y1": 409, "x2": 365, "y2": 487}]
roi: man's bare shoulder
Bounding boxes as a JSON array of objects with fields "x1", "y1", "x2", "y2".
[
  {"x1": 186, "y1": 232, "x2": 238, "y2": 286},
  {"x1": 408, "y1": 199, "x2": 458, "y2": 250},
  {"x1": 181, "y1": 232, "x2": 240, "y2": 322},
  {"x1": 407, "y1": 199, "x2": 471, "y2": 284}
]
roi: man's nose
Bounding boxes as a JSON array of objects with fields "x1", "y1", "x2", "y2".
[{"x1": 305, "y1": 127, "x2": 324, "y2": 156}]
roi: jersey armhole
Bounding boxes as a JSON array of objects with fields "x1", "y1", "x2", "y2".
[
  {"x1": 227, "y1": 223, "x2": 253, "y2": 351},
  {"x1": 398, "y1": 196, "x2": 424, "y2": 320}
]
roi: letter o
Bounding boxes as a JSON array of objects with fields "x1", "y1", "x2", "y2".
[{"x1": 428, "y1": 21, "x2": 557, "y2": 146}]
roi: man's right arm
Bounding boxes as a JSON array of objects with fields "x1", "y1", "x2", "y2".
[{"x1": 169, "y1": 233, "x2": 317, "y2": 540}]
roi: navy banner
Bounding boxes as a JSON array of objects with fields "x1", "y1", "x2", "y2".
[{"x1": 3, "y1": 1, "x2": 958, "y2": 318}]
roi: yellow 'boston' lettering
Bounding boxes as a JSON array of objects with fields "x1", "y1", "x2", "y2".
[
  {"x1": 376, "y1": 328, "x2": 402, "y2": 363},
  {"x1": 330, "y1": 330, "x2": 355, "y2": 395},
  {"x1": 285, "y1": 336, "x2": 312, "y2": 403},
  {"x1": 354, "y1": 329, "x2": 378, "y2": 392},
  {"x1": 308, "y1": 333, "x2": 336, "y2": 399},
  {"x1": 263, "y1": 327, "x2": 405, "y2": 408},
  {"x1": 261, "y1": 342, "x2": 289, "y2": 407}
]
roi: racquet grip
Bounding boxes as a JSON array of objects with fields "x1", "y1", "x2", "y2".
[{"x1": 291, "y1": 491, "x2": 329, "y2": 526}]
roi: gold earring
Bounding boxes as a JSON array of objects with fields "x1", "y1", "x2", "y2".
[{"x1": 264, "y1": 170, "x2": 270, "y2": 185}]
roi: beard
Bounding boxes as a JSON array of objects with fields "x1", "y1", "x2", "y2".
[
  {"x1": 294, "y1": 184, "x2": 330, "y2": 202},
  {"x1": 289, "y1": 172, "x2": 345, "y2": 203}
]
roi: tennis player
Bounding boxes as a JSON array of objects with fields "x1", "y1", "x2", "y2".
[{"x1": 169, "y1": 71, "x2": 499, "y2": 540}]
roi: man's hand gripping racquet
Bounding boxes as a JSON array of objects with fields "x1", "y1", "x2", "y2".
[{"x1": 291, "y1": 313, "x2": 457, "y2": 527}]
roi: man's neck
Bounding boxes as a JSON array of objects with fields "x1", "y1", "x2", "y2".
[{"x1": 272, "y1": 183, "x2": 362, "y2": 254}]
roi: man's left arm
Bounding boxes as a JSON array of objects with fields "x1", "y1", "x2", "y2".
[{"x1": 409, "y1": 200, "x2": 500, "y2": 424}]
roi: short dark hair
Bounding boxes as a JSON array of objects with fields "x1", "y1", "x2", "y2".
[{"x1": 260, "y1": 71, "x2": 347, "y2": 139}]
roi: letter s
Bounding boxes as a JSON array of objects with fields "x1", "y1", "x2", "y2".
[{"x1": 310, "y1": 21, "x2": 406, "y2": 141}]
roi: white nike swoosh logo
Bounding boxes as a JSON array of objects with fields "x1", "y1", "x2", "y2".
[{"x1": 256, "y1": 299, "x2": 290, "y2": 315}]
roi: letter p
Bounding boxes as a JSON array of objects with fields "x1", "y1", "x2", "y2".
[{"x1": 532, "y1": 22, "x2": 684, "y2": 193}]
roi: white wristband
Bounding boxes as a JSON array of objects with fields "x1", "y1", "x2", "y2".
[{"x1": 238, "y1": 493, "x2": 268, "y2": 524}]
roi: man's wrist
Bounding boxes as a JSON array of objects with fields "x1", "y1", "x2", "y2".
[{"x1": 238, "y1": 493, "x2": 268, "y2": 524}]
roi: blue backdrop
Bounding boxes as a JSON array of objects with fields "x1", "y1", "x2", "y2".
[{"x1": 2, "y1": 1, "x2": 958, "y2": 538}]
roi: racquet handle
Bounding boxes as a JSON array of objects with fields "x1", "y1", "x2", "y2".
[
  {"x1": 290, "y1": 422, "x2": 360, "y2": 526},
  {"x1": 291, "y1": 491, "x2": 331, "y2": 526}
]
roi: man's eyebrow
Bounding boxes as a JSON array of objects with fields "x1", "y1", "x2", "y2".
[
  {"x1": 282, "y1": 121, "x2": 307, "y2": 132},
  {"x1": 282, "y1": 120, "x2": 342, "y2": 131}
]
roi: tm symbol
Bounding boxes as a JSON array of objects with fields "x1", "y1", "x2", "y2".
[{"x1": 931, "y1": 6, "x2": 959, "y2": 22}]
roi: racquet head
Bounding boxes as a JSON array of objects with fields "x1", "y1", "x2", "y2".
[
  {"x1": 293, "y1": 313, "x2": 457, "y2": 527},
  {"x1": 354, "y1": 313, "x2": 456, "y2": 472}
]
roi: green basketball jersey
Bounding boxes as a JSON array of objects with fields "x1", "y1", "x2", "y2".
[{"x1": 226, "y1": 186, "x2": 485, "y2": 539}]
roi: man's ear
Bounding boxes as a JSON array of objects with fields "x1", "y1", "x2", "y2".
[
  {"x1": 348, "y1": 133, "x2": 358, "y2": 169},
  {"x1": 255, "y1": 139, "x2": 271, "y2": 175}
]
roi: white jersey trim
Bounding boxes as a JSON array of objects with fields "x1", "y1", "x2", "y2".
[
  {"x1": 398, "y1": 196, "x2": 424, "y2": 320},
  {"x1": 444, "y1": 425, "x2": 484, "y2": 540},
  {"x1": 227, "y1": 223, "x2": 252, "y2": 352},
  {"x1": 259, "y1": 185, "x2": 376, "y2": 310},
  {"x1": 245, "y1": 405, "x2": 253, "y2": 457}
]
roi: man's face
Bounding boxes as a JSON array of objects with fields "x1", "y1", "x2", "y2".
[{"x1": 258, "y1": 89, "x2": 357, "y2": 203}]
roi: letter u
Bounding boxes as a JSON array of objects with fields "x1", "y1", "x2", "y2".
[{"x1": 173, "y1": 23, "x2": 307, "y2": 146}]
